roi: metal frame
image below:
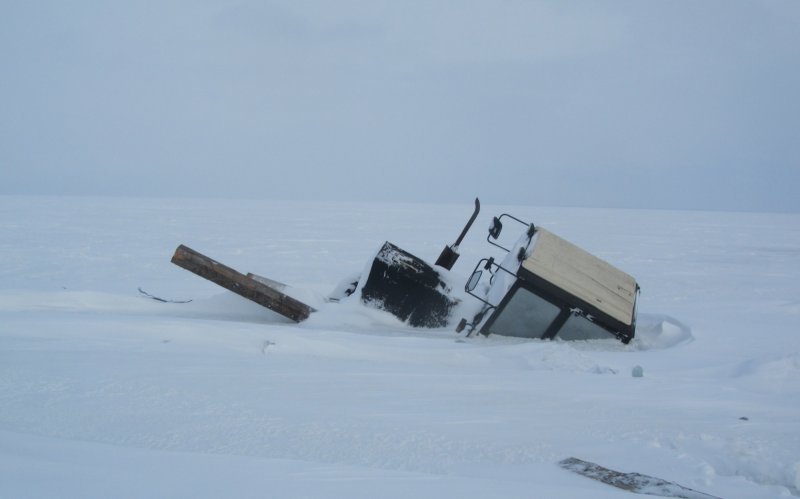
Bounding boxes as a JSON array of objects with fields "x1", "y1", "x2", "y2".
[
  {"x1": 487, "y1": 214, "x2": 536, "y2": 252},
  {"x1": 459, "y1": 256, "x2": 520, "y2": 335}
]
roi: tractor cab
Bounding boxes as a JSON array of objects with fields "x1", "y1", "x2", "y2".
[{"x1": 458, "y1": 214, "x2": 639, "y2": 343}]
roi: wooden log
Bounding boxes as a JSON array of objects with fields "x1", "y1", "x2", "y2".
[{"x1": 171, "y1": 244, "x2": 314, "y2": 323}]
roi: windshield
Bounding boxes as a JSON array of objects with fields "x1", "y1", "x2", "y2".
[{"x1": 485, "y1": 286, "x2": 560, "y2": 339}]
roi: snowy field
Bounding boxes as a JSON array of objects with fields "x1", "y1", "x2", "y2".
[{"x1": 1, "y1": 195, "x2": 798, "y2": 498}]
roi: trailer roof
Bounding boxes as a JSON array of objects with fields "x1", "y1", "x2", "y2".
[{"x1": 521, "y1": 228, "x2": 638, "y2": 326}]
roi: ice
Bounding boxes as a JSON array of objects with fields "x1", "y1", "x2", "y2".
[{"x1": 1, "y1": 196, "x2": 799, "y2": 498}]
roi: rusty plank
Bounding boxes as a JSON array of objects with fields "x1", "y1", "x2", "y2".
[{"x1": 171, "y1": 244, "x2": 314, "y2": 322}]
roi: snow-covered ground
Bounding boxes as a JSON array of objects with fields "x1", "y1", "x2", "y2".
[{"x1": 1, "y1": 196, "x2": 798, "y2": 498}]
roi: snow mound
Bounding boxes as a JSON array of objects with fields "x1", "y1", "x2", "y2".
[
  {"x1": 523, "y1": 344, "x2": 621, "y2": 374},
  {"x1": 667, "y1": 431, "x2": 800, "y2": 496},
  {"x1": 632, "y1": 314, "x2": 693, "y2": 350},
  {"x1": 734, "y1": 352, "x2": 800, "y2": 379},
  {"x1": 731, "y1": 352, "x2": 800, "y2": 396}
]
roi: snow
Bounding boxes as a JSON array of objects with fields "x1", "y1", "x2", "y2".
[{"x1": 1, "y1": 196, "x2": 799, "y2": 498}]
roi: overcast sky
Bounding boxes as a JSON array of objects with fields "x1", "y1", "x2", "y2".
[{"x1": 2, "y1": 1, "x2": 799, "y2": 212}]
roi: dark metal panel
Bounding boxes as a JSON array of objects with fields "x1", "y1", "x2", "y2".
[{"x1": 361, "y1": 242, "x2": 458, "y2": 328}]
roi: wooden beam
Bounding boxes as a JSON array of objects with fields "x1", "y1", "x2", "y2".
[{"x1": 171, "y1": 244, "x2": 314, "y2": 323}]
